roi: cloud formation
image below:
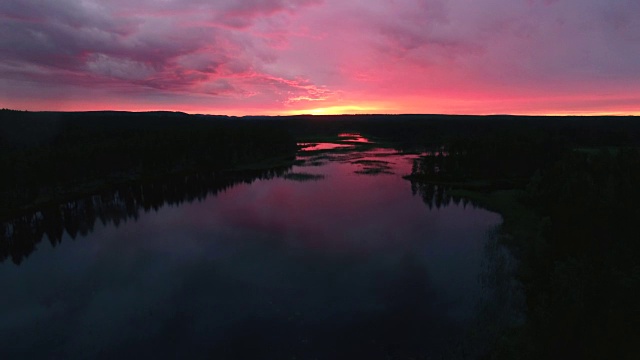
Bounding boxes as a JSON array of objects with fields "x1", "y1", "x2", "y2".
[{"x1": 1, "y1": 0, "x2": 639, "y2": 114}]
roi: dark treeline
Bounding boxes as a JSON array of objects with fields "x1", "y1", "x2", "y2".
[
  {"x1": 1, "y1": 110, "x2": 297, "y2": 216},
  {"x1": 407, "y1": 132, "x2": 565, "y2": 187},
  {"x1": 402, "y1": 114, "x2": 640, "y2": 190},
  {"x1": 1, "y1": 166, "x2": 289, "y2": 265},
  {"x1": 408, "y1": 128, "x2": 640, "y2": 357}
]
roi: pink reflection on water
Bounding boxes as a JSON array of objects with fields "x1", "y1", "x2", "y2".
[
  {"x1": 338, "y1": 133, "x2": 371, "y2": 143},
  {"x1": 170, "y1": 147, "x2": 495, "y2": 256},
  {"x1": 298, "y1": 143, "x2": 354, "y2": 151},
  {"x1": 298, "y1": 133, "x2": 371, "y2": 152}
]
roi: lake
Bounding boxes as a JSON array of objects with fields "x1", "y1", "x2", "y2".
[{"x1": 0, "y1": 136, "x2": 509, "y2": 359}]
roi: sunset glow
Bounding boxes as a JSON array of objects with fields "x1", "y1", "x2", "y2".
[
  {"x1": 286, "y1": 105, "x2": 388, "y2": 116},
  {"x1": 1, "y1": 0, "x2": 639, "y2": 115}
]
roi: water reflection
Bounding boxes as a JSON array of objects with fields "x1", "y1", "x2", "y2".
[
  {"x1": 1, "y1": 167, "x2": 288, "y2": 265},
  {"x1": 338, "y1": 133, "x2": 370, "y2": 143},
  {"x1": 410, "y1": 181, "x2": 461, "y2": 209},
  {"x1": 0, "y1": 140, "x2": 508, "y2": 359},
  {"x1": 297, "y1": 133, "x2": 371, "y2": 152},
  {"x1": 298, "y1": 142, "x2": 354, "y2": 151}
]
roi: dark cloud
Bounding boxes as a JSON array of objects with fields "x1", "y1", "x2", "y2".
[{"x1": 0, "y1": 0, "x2": 328, "y2": 103}]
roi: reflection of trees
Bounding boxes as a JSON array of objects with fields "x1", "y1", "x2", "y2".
[
  {"x1": 0, "y1": 167, "x2": 289, "y2": 265},
  {"x1": 410, "y1": 180, "x2": 478, "y2": 210},
  {"x1": 411, "y1": 181, "x2": 449, "y2": 209}
]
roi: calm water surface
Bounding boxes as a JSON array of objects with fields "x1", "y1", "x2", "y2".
[{"x1": 0, "y1": 139, "x2": 504, "y2": 359}]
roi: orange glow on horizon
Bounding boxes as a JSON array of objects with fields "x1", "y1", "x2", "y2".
[{"x1": 284, "y1": 104, "x2": 389, "y2": 116}]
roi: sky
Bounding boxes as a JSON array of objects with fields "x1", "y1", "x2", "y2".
[{"x1": 1, "y1": 0, "x2": 639, "y2": 116}]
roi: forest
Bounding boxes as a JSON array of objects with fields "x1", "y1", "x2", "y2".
[
  {"x1": 0, "y1": 109, "x2": 297, "y2": 217},
  {"x1": 2, "y1": 109, "x2": 639, "y2": 359},
  {"x1": 405, "y1": 121, "x2": 640, "y2": 359}
]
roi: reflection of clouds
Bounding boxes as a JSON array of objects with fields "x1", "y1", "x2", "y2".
[{"x1": 178, "y1": 151, "x2": 500, "y2": 260}]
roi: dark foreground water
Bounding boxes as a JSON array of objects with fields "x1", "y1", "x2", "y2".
[{"x1": 0, "y1": 140, "x2": 510, "y2": 359}]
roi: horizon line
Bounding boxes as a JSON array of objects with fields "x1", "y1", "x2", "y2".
[{"x1": 2, "y1": 108, "x2": 639, "y2": 118}]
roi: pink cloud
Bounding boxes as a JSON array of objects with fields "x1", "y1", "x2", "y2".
[{"x1": 1, "y1": 0, "x2": 639, "y2": 114}]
